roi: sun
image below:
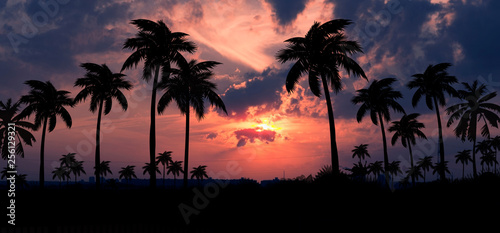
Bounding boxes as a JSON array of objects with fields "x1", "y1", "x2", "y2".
[{"x1": 253, "y1": 119, "x2": 281, "y2": 132}]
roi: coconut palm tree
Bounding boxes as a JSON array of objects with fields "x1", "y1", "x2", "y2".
[
  {"x1": 167, "y1": 161, "x2": 183, "y2": 188},
  {"x1": 352, "y1": 78, "x2": 405, "y2": 179},
  {"x1": 388, "y1": 113, "x2": 427, "y2": 185},
  {"x1": 405, "y1": 166, "x2": 423, "y2": 185},
  {"x1": 455, "y1": 150, "x2": 472, "y2": 179},
  {"x1": 491, "y1": 135, "x2": 500, "y2": 172},
  {"x1": 276, "y1": 19, "x2": 367, "y2": 173},
  {"x1": 416, "y1": 156, "x2": 433, "y2": 183},
  {"x1": 432, "y1": 161, "x2": 450, "y2": 180},
  {"x1": 74, "y1": 63, "x2": 132, "y2": 189},
  {"x1": 190, "y1": 165, "x2": 209, "y2": 186},
  {"x1": 70, "y1": 160, "x2": 86, "y2": 184},
  {"x1": 157, "y1": 57, "x2": 227, "y2": 189},
  {"x1": 0, "y1": 98, "x2": 36, "y2": 160},
  {"x1": 142, "y1": 162, "x2": 160, "y2": 180},
  {"x1": 479, "y1": 152, "x2": 497, "y2": 173},
  {"x1": 386, "y1": 160, "x2": 402, "y2": 187},
  {"x1": 19, "y1": 80, "x2": 74, "y2": 188},
  {"x1": 407, "y1": 63, "x2": 458, "y2": 181},
  {"x1": 446, "y1": 80, "x2": 500, "y2": 178},
  {"x1": 368, "y1": 161, "x2": 384, "y2": 181},
  {"x1": 94, "y1": 160, "x2": 112, "y2": 183},
  {"x1": 119, "y1": 165, "x2": 137, "y2": 184},
  {"x1": 121, "y1": 19, "x2": 196, "y2": 188},
  {"x1": 52, "y1": 165, "x2": 69, "y2": 188},
  {"x1": 352, "y1": 144, "x2": 370, "y2": 163},
  {"x1": 156, "y1": 151, "x2": 173, "y2": 186}
]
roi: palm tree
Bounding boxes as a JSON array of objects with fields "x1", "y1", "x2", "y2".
[
  {"x1": 19, "y1": 80, "x2": 74, "y2": 188},
  {"x1": 121, "y1": 19, "x2": 196, "y2": 188},
  {"x1": 446, "y1": 80, "x2": 500, "y2": 178},
  {"x1": 405, "y1": 166, "x2": 423, "y2": 185},
  {"x1": 74, "y1": 63, "x2": 132, "y2": 189},
  {"x1": 348, "y1": 162, "x2": 369, "y2": 180},
  {"x1": 432, "y1": 161, "x2": 450, "y2": 180},
  {"x1": 59, "y1": 152, "x2": 76, "y2": 167},
  {"x1": 94, "y1": 160, "x2": 112, "y2": 183},
  {"x1": 491, "y1": 135, "x2": 500, "y2": 173},
  {"x1": 352, "y1": 78, "x2": 405, "y2": 179},
  {"x1": 157, "y1": 58, "x2": 227, "y2": 189},
  {"x1": 156, "y1": 151, "x2": 173, "y2": 186},
  {"x1": 118, "y1": 165, "x2": 137, "y2": 184},
  {"x1": 368, "y1": 161, "x2": 384, "y2": 181},
  {"x1": 190, "y1": 165, "x2": 209, "y2": 186},
  {"x1": 352, "y1": 144, "x2": 370, "y2": 163},
  {"x1": 167, "y1": 161, "x2": 183, "y2": 188},
  {"x1": 143, "y1": 162, "x2": 161, "y2": 181},
  {"x1": 52, "y1": 165, "x2": 69, "y2": 188},
  {"x1": 416, "y1": 156, "x2": 433, "y2": 183},
  {"x1": 388, "y1": 113, "x2": 427, "y2": 185},
  {"x1": 455, "y1": 150, "x2": 472, "y2": 179},
  {"x1": 386, "y1": 160, "x2": 402, "y2": 187},
  {"x1": 407, "y1": 63, "x2": 458, "y2": 181},
  {"x1": 0, "y1": 98, "x2": 36, "y2": 160},
  {"x1": 70, "y1": 160, "x2": 86, "y2": 184},
  {"x1": 479, "y1": 151, "x2": 497, "y2": 173},
  {"x1": 276, "y1": 19, "x2": 367, "y2": 173}
]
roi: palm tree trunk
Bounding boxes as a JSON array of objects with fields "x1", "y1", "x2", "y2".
[
  {"x1": 407, "y1": 139, "x2": 415, "y2": 186},
  {"x1": 95, "y1": 100, "x2": 103, "y2": 189},
  {"x1": 183, "y1": 106, "x2": 190, "y2": 189},
  {"x1": 472, "y1": 131, "x2": 478, "y2": 179},
  {"x1": 377, "y1": 112, "x2": 390, "y2": 187},
  {"x1": 163, "y1": 164, "x2": 165, "y2": 186},
  {"x1": 39, "y1": 117, "x2": 48, "y2": 189},
  {"x1": 149, "y1": 66, "x2": 160, "y2": 188},
  {"x1": 462, "y1": 163, "x2": 465, "y2": 180},
  {"x1": 433, "y1": 97, "x2": 446, "y2": 181},
  {"x1": 320, "y1": 75, "x2": 339, "y2": 173}
]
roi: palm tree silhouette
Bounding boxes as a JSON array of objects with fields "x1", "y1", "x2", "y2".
[
  {"x1": 190, "y1": 165, "x2": 209, "y2": 186},
  {"x1": 416, "y1": 156, "x2": 433, "y2": 183},
  {"x1": 156, "y1": 151, "x2": 173, "y2": 186},
  {"x1": 276, "y1": 19, "x2": 367, "y2": 173},
  {"x1": 142, "y1": 162, "x2": 161, "y2": 181},
  {"x1": 94, "y1": 160, "x2": 112, "y2": 183},
  {"x1": 455, "y1": 149, "x2": 472, "y2": 179},
  {"x1": 52, "y1": 165, "x2": 70, "y2": 188},
  {"x1": 118, "y1": 165, "x2": 137, "y2": 184},
  {"x1": 121, "y1": 19, "x2": 196, "y2": 188},
  {"x1": 157, "y1": 57, "x2": 227, "y2": 189},
  {"x1": 0, "y1": 98, "x2": 36, "y2": 160},
  {"x1": 446, "y1": 80, "x2": 500, "y2": 178},
  {"x1": 432, "y1": 161, "x2": 450, "y2": 179},
  {"x1": 352, "y1": 144, "x2": 370, "y2": 163},
  {"x1": 388, "y1": 113, "x2": 427, "y2": 185},
  {"x1": 19, "y1": 80, "x2": 74, "y2": 188},
  {"x1": 352, "y1": 78, "x2": 405, "y2": 180},
  {"x1": 74, "y1": 63, "x2": 132, "y2": 189},
  {"x1": 479, "y1": 151, "x2": 497, "y2": 173},
  {"x1": 491, "y1": 135, "x2": 500, "y2": 172},
  {"x1": 386, "y1": 160, "x2": 401, "y2": 187},
  {"x1": 70, "y1": 160, "x2": 86, "y2": 184},
  {"x1": 408, "y1": 63, "x2": 457, "y2": 181},
  {"x1": 167, "y1": 160, "x2": 183, "y2": 188},
  {"x1": 368, "y1": 161, "x2": 384, "y2": 181},
  {"x1": 405, "y1": 166, "x2": 423, "y2": 185}
]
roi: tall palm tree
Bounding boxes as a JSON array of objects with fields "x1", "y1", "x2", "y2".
[
  {"x1": 407, "y1": 63, "x2": 458, "y2": 181},
  {"x1": 276, "y1": 19, "x2": 367, "y2": 173},
  {"x1": 446, "y1": 80, "x2": 500, "y2": 178},
  {"x1": 121, "y1": 19, "x2": 196, "y2": 188},
  {"x1": 352, "y1": 144, "x2": 370, "y2": 163},
  {"x1": 142, "y1": 162, "x2": 161, "y2": 180},
  {"x1": 416, "y1": 156, "x2": 433, "y2": 183},
  {"x1": 156, "y1": 151, "x2": 173, "y2": 186},
  {"x1": 432, "y1": 161, "x2": 450, "y2": 180},
  {"x1": 167, "y1": 161, "x2": 183, "y2": 188},
  {"x1": 94, "y1": 160, "x2": 112, "y2": 183},
  {"x1": 74, "y1": 63, "x2": 132, "y2": 189},
  {"x1": 19, "y1": 80, "x2": 74, "y2": 188},
  {"x1": 118, "y1": 165, "x2": 137, "y2": 184},
  {"x1": 70, "y1": 160, "x2": 86, "y2": 184},
  {"x1": 455, "y1": 149, "x2": 472, "y2": 179},
  {"x1": 0, "y1": 98, "x2": 36, "y2": 160},
  {"x1": 352, "y1": 78, "x2": 405, "y2": 179},
  {"x1": 190, "y1": 165, "x2": 209, "y2": 186},
  {"x1": 388, "y1": 113, "x2": 427, "y2": 185},
  {"x1": 157, "y1": 58, "x2": 227, "y2": 189}
]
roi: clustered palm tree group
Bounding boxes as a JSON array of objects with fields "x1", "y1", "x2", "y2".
[{"x1": 1, "y1": 18, "x2": 499, "y2": 190}]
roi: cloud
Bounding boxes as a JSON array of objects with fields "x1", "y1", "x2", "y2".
[
  {"x1": 206, "y1": 132, "x2": 218, "y2": 140},
  {"x1": 265, "y1": 0, "x2": 310, "y2": 26},
  {"x1": 234, "y1": 128, "x2": 277, "y2": 147}
]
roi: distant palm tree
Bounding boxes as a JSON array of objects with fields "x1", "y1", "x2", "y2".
[
  {"x1": 352, "y1": 78, "x2": 405, "y2": 179},
  {"x1": 491, "y1": 135, "x2": 500, "y2": 172},
  {"x1": 432, "y1": 161, "x2": 450, "y2": 179},
  {"x1": 70, "y1": 160, "x2": 86, "y2": 184},
  {"x1": 190, "y1": 165, "x2": 209, "y2": 185},
  {"x1": 16, "y1": 174, "x2": 28, "y2": 190},
  {"x1": 480, "y1": 152, "x2": 497, "y2": 173},
  {"x1": 167, "y1": 161, "x2": 183, "y2": 188},
  {"x1": 94, "y1": 160, "x2": 112, "y2": 183},
  {"x1": 19, "y1": 80, "x2": 73, "y2": 188},
  {"x1": 276, "y1": 19, "x2": 367, "y2": 173},
  {"x1": 368, "y1": 161, "x2": 384, "y2": 181},
  {"x1": 52, "y1": 165, "x2": 69, "y2": 188},
  {"x1": 157, "y1": 58, "x2": 227, "y2": 189},
  {"x1": 142, "y1": 162, "x2": 161, "y2": 181},
  {"x1": 0, "y1": 98, "x2": 36, "y2": 160},
  {"x1": 455, "y1": 149, "x2": 472, "y2": 179},
  {"x1": 389, "y1": 113, "x2": 427, "y2": 185},
  {"x1": 416, "y1": 156, "x2": 433, "y2": 183},
  {"x1": 352, "y1": 144, "x2": 370, "y2": 163},
  {"x1": 348, "y1": 162, "x2": 369, "y2": 180},
  {"x1": 119, "y1": 165, "x2": 137, "y2": 184},
  {"x1": 121, "y1": 19, "x2": 196, "y2": 188},
  {"x1": 407, "y1": 63, "x2": 458, "y2": 181},
  {"x1": 386, "y1": 160, "x2": 401, "y2": 187},
  {"x1": 1, "y1": 166, "x2": 15, "y2": 179},
  {"x1": 74, "y1": 63, "x2": 132, "y2": 189},
  {"x1": 59, "y1": 152, "x2": 76, "y2": 167},
  {"x1": 405, "y1": 166, "x2": 423, "y2": 185},
  {"x1": 446, "y1": 80, "x2": 500, "y2": 178},
  {"x1": 156, "y1": 151, "x2": 173, "y2": 186}
]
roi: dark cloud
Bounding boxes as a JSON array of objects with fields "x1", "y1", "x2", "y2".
[
  {"x1": 206, "y1": 132, "x2": 218, "y2": 140},
  {"x1": 234, "y1": 128, "x2": 277, "y2": 147},
  {"x1": 265, "y1": 0, "x2": 310, "y2": 25}
]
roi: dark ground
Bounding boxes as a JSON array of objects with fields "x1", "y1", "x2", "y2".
[{"x1": 1, "y1": 173, "x2": 499, "y2": 232}]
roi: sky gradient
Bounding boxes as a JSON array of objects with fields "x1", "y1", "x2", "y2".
[{"x1": 1, "y1": 0, "x2": 499, "y2": 182}]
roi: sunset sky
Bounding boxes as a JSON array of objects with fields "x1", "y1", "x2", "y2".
[{"x1": 1, "y1": 0, "x2": 499, "y2": 182}]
